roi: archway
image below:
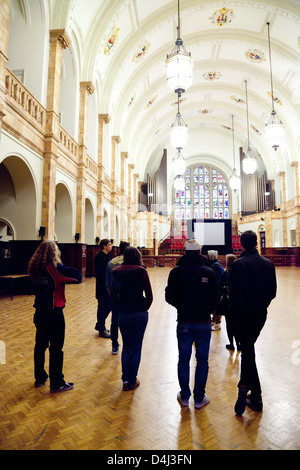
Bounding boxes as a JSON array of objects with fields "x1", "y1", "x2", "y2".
[
  {"x1": 85, "y1": 198, "x2": 95, "y2": 245},
  {"x1": 0, "y1": 156, "x2": 37, "y2": 239},
  {"x1": 55, "y1": 183, "x2": 73, "y2": 242}
]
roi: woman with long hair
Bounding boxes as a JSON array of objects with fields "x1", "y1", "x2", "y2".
[
  {"x1": 110, "y1": 247, "x2": 153, "y2": 391},
  {"x1": 28, "y1": 240, "x2": 82, "y2": 392}
]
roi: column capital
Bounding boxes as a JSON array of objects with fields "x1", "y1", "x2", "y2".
[
  {"x1": 80, "y1": 81, "x2": 95, "y2": 95},
  {"x1": 121, "y1": 151, "x2": 129, "y2": 159},
  {"x1": 128, "y1": 163, "x2": 135, "y2": 170},
  {"x1": 278, "y1": 171, "x2": 285, "y2": 177},
  {"x1": 98, "y1": 113, "x2": 111, "y2": 124},
  {"x1": 290, "y1": 161, "x2": 298, "y2": 168},
  {"x1": 49, "y1": 29, "x2": 71, "y2": 49},
  {"x1": 112, "y1": 135, "x2": 121, "y2": 144}
]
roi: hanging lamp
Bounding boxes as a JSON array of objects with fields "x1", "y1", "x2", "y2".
[
  {"x1": 172, "y1": 148, "x2": 186, "y2": 175},
  {"x1": 229, "y1": 115, "x2": 240, "y2": 190},
  {"x1": 170, "y1": 95, "x2": 188, "y2": 149},
  {"x1": 166, "y1": 0, "x2": 192, "y2": 94},
  {"x1": 265, "y1": 22, "x2": 285, "y2": 150},
  {"x1": 174, "y1": 175, "x2": 185, "y2": 191},
  {"x1": 242, "y1": 80, "x2": 257, "y2": 175}
]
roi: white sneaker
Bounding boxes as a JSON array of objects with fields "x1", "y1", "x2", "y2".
[{"x1": 195, "y1": 394, "x2": 210, "y2": 409}]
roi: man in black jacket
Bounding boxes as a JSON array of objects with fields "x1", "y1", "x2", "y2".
[
  {"x1": 165, "y1": 239, "x2": 218, "y2": 409},
  {"x1": 229, "y1": 230, "x2": 277, "y2": 415},
  {"x1": 95, "y1": 238, "x2": 112, "y2": 337}
]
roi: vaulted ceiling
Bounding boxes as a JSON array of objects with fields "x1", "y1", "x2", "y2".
[{"x1": 50, "y1": 0, "x2": 300, "y2": 184}]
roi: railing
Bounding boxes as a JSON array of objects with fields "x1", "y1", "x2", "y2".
[{"x1": 5, "y1": 69, "x2": 46, "y2": 131}]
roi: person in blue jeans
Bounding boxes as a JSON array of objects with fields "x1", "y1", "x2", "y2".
[
  {"x1": 110, "y1": 247, "x2": 153, "y2": 391},
  {"x1": 165, "y1": 239, "x2": 218, "y2": 409}
]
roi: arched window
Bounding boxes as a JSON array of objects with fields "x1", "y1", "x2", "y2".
[{"x1": 174, "y1": 164, "x2": 230, "y2": 220}]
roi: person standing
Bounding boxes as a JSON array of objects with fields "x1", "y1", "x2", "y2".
[
  {"x1": 229, "y1": 230, "x2": 277, "y2": 415},
  {"x1": 111, "y1": 247, "x2": 153, "y2": 391},
  {"x1": 165, "y1": 239, "x2": 218, "y2": 409},
  {"x1": 218, "y1": 253, "x2": 241, "y2": 351},
  {"x1": 94, "y1": 238, "x2": 112, "y2": 337},
  {"x1": 106, "y1": 241, "x2": 130, "y2": 354},
  {"x1": 207, "y1": 250, "x2": 224, "y2": 330},
  {"x1": 28, "y1": 240, "x2": 82, "y2": 392}
]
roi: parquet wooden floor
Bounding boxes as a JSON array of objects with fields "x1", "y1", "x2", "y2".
[{"x1": 0, "y1": 266, "x2": 300, "y2": 451}]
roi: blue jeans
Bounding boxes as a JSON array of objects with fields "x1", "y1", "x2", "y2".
[
  {"x1": 177, "y1": 322, "x2": 211, "y2": 402},
  {"x1": 118, "y1": 311, "x2": 148, "y2": 386}
]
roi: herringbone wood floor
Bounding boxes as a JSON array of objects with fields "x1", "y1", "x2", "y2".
[{"x1": 0, "y1": 266, "x2": 300, "y2": 450}]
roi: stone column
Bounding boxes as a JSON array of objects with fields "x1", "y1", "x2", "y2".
[
  {"x1": 76, "y1": 81, "x2": 95, "y2": 243},
  {"x1": 97, "y1": 114, "x2": 110, "y2": 238},
  {"x1": 42, "y1": 29, "x2": 71, "y2": 240},
  {"x1": 120, "y1": 152, "x2": 128, "y2": 241},
  {"x1": 279, "y1": 171, "x2": 287, "y2": 246},
  {"x1": 110, "y1": 136, "x2": 120, "y2": 243},
  {"x1": 127, "y1": 164, "x2": 134, "y2": 244},
  {"x1": 290, "y1": 162, "x2": 300, "y2": 246},
  {"x1": 132, "y1": 173, "x2": 139, "y2": 246},
  {"x1": 0, "y1": 0, "x2": 10, "y2": 138}
]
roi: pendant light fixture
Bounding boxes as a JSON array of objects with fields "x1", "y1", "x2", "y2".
[
  {"x1": 166, "y1": 0, "x2": 192, "y2": 95},
  {"x1": 265, "y1": 22, "x2": 285, "y2": 151},
  {"x1": 242, "y1": 80, "x2": 257, "y2": 175},
  {"x1": 170, "y1": 94, "x2": 188, "y2": 149},
  {"x1": 174, "y1": 175, "x2": 185, "y2": 191},
  {"x1": 229, "y1": 115, "x2": 240, "y2": 190},
  {"x1": 172, "y1": 148, "x2": 186, "y2": 176}
]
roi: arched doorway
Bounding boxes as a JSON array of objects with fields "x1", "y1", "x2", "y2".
[
  {"x1": 0, "y1": 156, "x2": 37, "y2": 239},
  {"x1": 85, "y1": 198, "x2": 95, "y2": 245},
  {"x1": 55, "y1": 183, "x2": 73, "y2": 242}
]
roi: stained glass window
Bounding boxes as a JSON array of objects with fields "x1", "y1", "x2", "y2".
[{"x1": 174, "y1": 165, "x2": 230, "y2": 220}]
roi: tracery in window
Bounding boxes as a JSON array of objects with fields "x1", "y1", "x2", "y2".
[{"x1": 174, "y1": 165, "x2": 230, "y2": 220}]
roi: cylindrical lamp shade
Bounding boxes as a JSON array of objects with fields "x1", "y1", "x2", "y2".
[
  {"x1": 265, "y1": 120, "x2": 285, "y2": 149},
  {"x1": 170, "y1": 123, "x2": 188, "y2": 149},
  {"x1": 172, "y1": 152, "x2": 186, "y2": 175},
  {"x1": 174, "y1": 175, "x2": 185, "y2": 191},
  {"x1": 229, "y1": 174, "x2": 240, "y2": 190},
  {"x1": 166, "y1": 51, "x2": 192, "y2": 94}
]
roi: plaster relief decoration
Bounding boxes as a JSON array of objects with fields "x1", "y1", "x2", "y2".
[
  {"x1": 251, "y1": 124, "x2": 262, "y2": 135},
  {"x1": 268, "y1": 92, "x2": 282, "y2": 106},
  {"x1": 132, "y1": 41, "x2": 150, "y2": 63},
  {"x1": 203, "y1": 71, "x2": 221, "y2": 81},
  {"x1": 128, "y1": 94, "x2": 136, "y2": 107},
  {"x1": 144, "y1": 94, "x2": 158, "y2": 109},
  {"x1": 230, "y1": 95, "x2": 245, "y2": 104},
  {"x1": 104, "y1": 26, "x2": 120, "y2": 55},
  {"x1": 221, "y1": 125, "x2": 232, "y2": 130},
  {"x1": 245, "y1": 49, "x2": 265, "y2": 63},
  {"x1": 198, "y1": 108, "x2": 211, "y2": 114},
  {"x1": 209, "y1": 7, "x2": 234, "y2": 27},
  {"x1": 171, "y1": 97, "x2": 186, "y2": 107}
]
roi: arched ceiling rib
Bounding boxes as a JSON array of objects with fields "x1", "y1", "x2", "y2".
[{"x1": 50, "y1": 0, "x2": 300, "y2": 182}]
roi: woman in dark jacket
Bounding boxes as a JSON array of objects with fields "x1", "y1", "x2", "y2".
[
  {"x1": 110, "y1": 247, "x2": 153, "y2": 391},
  {"x1": 28, "y1": 240, "x2": 82, "y2": 392}
]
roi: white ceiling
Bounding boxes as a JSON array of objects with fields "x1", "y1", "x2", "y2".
[{"x1": 49, "y1": 0, "x2": 300, "y2": 182}]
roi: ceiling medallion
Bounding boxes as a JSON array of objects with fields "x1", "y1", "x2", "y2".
[
  {"x1": 132, "y1": 41, "x2": 150, "y2": 63},
  {"x1": 203, "y1": 71, "x2": 221, "y2": 81},
  {"x1": 104, "y1": 26, "x2": 119, "y2": 55},
  {"x1": 230, "y1": 95, "x2": 245, "y2": 104},
  {"x1": 245, "y1": 49, "x2": 265, "y2": 63},
  {"x1": 144, "y1": 94, "x2": 158, "y2": 109},
  {"x1": 267, "y1": 92, "x2": 282, "y2": 106},
  {"x1": 209, "y1": 7, "x2": 234, "y2": 27}
]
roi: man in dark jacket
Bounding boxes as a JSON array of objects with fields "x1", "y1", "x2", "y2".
[
  {"x1": 95, "y1": 238, "x2": 112, "y2": 337},
  {"x1": 229, "y1": 230, "x2": 277, "y2": 415},
  {"x1": 165, "y1": 239, "x2": 218, "y2": 409}
]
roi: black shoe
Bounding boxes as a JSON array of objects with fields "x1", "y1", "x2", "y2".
[
  {"x1": 234, "y1": 386, "x2": 248, "y2": 415},
  {"x1": 50, "y1": 382, "x2": 74, "y2": 393},
  {"x1": 246, "y1": 395, "x2": 263, "y2": 412},
  {"x1": 35, "y1": 375, "x2": 49, "y2": 387},
  {"x1": 112, "y1": 345, "x2": 119, "y2": 355},
  {"x1": 99, "y1": 329, "x2": 110, "y2": 338}
]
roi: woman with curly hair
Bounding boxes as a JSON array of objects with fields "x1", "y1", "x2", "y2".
[{"x1": 28, "y1": 240, "x2": 82, "y2": 392}]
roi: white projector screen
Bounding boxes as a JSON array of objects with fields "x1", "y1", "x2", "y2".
[{"x1": 194, "y1": 222, "x2": 225, "y2": 246}]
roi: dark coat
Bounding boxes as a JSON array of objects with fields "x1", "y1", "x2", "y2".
[
  {"x1": 94, "y1": 250, "x2": 110, "y2": 300},
  {"x1": 228, "y1": 248, "x2": 277, "y2": 342},
  {"x1": 165, "y1": 253, "x2": 218, "y2": 322}
]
